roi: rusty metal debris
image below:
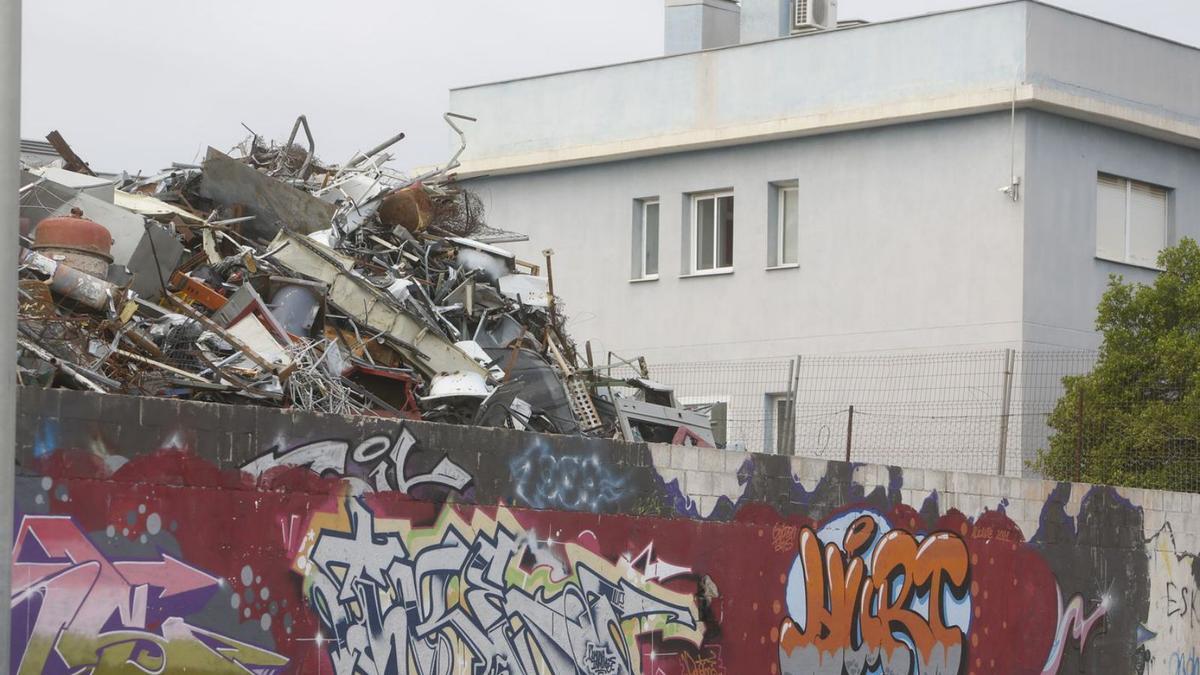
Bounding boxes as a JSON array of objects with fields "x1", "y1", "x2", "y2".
[{"x1": 15, "y1": 117, "x2": 714, "y2": 445}]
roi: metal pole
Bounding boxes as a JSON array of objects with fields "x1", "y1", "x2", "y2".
[
  {"x1": 787, "y1": 355, "x2": 801, "y2": 455},
  {"x1": 845, "y1": 405, "x2": 854, "y2": 464},
  {"x1": 780, "y1": 358, "x2": 794, "y2": 455},
  {"x1": 0, "y1": 0, "x2": 20, "y2": 657},
  {"x1": 1075, "y1": 388, "x2": 1085, "y2": 483},
  {"x1": 996, "y1": 348, "x2": 1015, "y2": 476}
]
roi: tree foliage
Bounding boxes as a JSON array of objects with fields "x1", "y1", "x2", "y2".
[{"x1": 1034, "y1": 238, "x2": 1200, "y2": 492}]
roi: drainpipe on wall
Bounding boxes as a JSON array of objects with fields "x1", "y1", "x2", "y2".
[{"x1": 0, "y1": 0, "x2": 20, "y2": 654}]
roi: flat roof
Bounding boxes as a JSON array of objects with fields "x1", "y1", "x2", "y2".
[{"x1": 451, "y1": 0, "x2": 1199, "y2": 93}]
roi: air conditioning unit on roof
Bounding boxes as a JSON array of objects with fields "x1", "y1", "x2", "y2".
[{"x1": 793, "y1": 0, "x2": 835, "y2": 32}]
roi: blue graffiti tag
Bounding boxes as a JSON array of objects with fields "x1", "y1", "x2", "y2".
[{"x1": 510, "y1": 440, "x2": 627, "y2": 511}]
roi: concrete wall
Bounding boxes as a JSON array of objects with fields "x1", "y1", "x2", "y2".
[
  {"x1": 13, "y1": 388, "x2": 1200, "y2": 674},
  {"x1": 1024, "y1": 2, "x2": 1200, "y2": 127},
  {"x1": 449, "y1": 2, "x2": 1029, "y2": 172},
  {"x1": 1022, "y1": 111, "x2": 1200, "y2": 351},
  {"x1": 447, "y1": 2, "x2": 1200, "y2": 177},
  {"x1": 468, "y1": 112, "x2": 1026, "y2": 363}
]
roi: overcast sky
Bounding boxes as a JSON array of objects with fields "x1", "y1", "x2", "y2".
[{"x1": 21, "y1": 0, "x2": 1200, "y2": 175}]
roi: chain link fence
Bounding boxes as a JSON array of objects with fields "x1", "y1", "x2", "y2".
[{"x1": 615, "y1": 349, "x2": 1198, "y2": 493}]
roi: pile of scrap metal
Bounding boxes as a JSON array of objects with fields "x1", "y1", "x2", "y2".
[{"x1": 16, "y1": 119, "x2": 716, "y2": 446}]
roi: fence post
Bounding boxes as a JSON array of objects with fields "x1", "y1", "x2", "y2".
[
  {"x1": 996, "y1": 348, "x2": 1016, "y2": 476},
  {"x1": 845, "y1": 405, "x2": 854, "y2": 463},
  {"x1": 780, "y1": 358, "x2": 795, "y2": 455},
  {"x1": 1074, "y1": 388, "x2": 1085, "y2": 483},
  {"x1": 786, "y1": 355, "x2": 801, "y2": 455}
]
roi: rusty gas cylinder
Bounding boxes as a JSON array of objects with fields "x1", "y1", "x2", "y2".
[
  {"x1": 379, "y1": 184, "x2": 434, "y2": 234},
  {"x1": 32, "y1": 208, "x2": 114, "y2": 278}
]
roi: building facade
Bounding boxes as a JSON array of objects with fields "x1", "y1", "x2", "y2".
[{"x1": 447, "y1": 1, "x2": 1200, "y2": 472}]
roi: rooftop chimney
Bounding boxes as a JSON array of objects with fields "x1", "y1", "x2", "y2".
[
  {"x1": 741, "y1": 0, "x2": 838, "y2": 43},
  {"x1": 665, "y1": 0, "x2": 741, "y2": 55}
]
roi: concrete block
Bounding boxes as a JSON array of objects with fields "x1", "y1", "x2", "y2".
[
  {"x1": 671, "y1": 446, "x2": 699, "y2": 471},
  {"x1": 658, "y1": 469, "x2": 686, "y2": 492},
  {"x1": 699, "y1": 495, "x2": 719, "y2": 517},
  {"x1": 1144, "y1": 489, "x2": 1163, "y2": 512},
  {"x1": 801, "y1": 457, "x2": 827, "y2": 481},
  {"x1": 924, "y1": 470, "x2": 947, "y2": 494},
  {"x1": 698, "y1": 448, "x2": 725, "y2": 473},
  {"x1": 965, "y1": 473, "x2": 991, "y2": 496},
  {"x1": 940, "y1": 491, "x2": 960, "y2": 512},
  {"x1": 1120, "y1": 487, "x2": 1143, "y2": 509},
  {"x1": 903, "y1": 470, "x2": 924, "y2": 491},
  {"x1": 715, "y1": 473, "x2": 743, "y2": 499},
  {"x1": 1002, "y1": 499, "x2": 1021, "y2": 522},
  {"x1": 959, "y1": 494, "x2": 981, "y2": 518},
  {"x1": 686, "y1": 471, "x2": 713, "y2": 496},
  {"x1": 726, "y1": 451, "x2": 750, "y2": 472},
  {"x1": 649, "y1": 443, "x2": 672, "y2": 469},
  {"x1": 1020, "y1": 478, "x2": 1043, "y2": 502}
]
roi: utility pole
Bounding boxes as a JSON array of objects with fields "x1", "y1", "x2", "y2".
[{"x1": 1, "y1": 0, "x2": 20, "y2": 658}]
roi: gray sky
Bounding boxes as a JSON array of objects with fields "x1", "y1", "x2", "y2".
[{"x1": 21, "y1": 0, "x2": 1200, "y2": 175}]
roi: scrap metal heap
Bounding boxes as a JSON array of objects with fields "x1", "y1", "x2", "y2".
[{"x1": 16, "y1": 119, "x2": 716, "y2": 446}]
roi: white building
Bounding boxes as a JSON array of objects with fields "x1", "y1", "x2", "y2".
[{"x1": 446, "y1": 1, "x2": 1200, "y2": 474}]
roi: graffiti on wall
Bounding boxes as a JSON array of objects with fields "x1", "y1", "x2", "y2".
[
  {"x1": 11, "y1": 514, "x2": 288, "y2": 674},
  {"x1": 778, "y1": 510, "x2": 971, "y2": 675},
  {"x1": 510, "y1": 439, "x2": 629, "y2": 512},
  {"x1": 296, "y1": 497, "x2": 702, "y2": 675},
  {"x1": 12, "y1": 389, "x2": 1200, "y2": 675},
  {"x1": 242, "y1": 426, "x2": 472, "y2": 493}
]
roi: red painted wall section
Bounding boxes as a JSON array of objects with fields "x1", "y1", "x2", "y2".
[{"x1": 11, "y1": 390, "x2": 1199, "y2": 674}]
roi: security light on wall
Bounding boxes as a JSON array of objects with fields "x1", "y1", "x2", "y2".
[{"x1": 999, "y1": 176, "x2": 1021, "y2": 202}]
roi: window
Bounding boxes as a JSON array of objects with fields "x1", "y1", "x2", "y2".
[
  {"x1": 691, "y1": 192, "x2": 735, "y2": 273},
  {"x1": 632, "y1": 199, "x2": 660, "y2": 280},
  {"x1": 767, "y1": 393, "x2": 794, "y2": 455},
  {"x1": 1096, "y1": 174, "x2": 1170, "y2": 268},
  {"x1": 769, "y1": 183, "x2": 799, "y2": 267}
]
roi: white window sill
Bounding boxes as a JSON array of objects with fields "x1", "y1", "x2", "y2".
[
  {"x1": 629, "y1": 275, "x2": 659, "y2": 283},
  {"x1": 1095, "y1": 255, "x2": 1164, "y2": 272},
  {"x1": 680, "y1": 268, "x2": 734, "y2": 279},
  {"x1": 766, "y1": 263, "x2": 800, "y2": 271}
]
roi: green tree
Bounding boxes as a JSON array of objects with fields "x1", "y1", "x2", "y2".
[{"x1": 1034, "y1": 238, "x2": 1200, "y2": 492}]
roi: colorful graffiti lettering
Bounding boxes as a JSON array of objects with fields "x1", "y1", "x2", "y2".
[
  {"x1": 778, "y1": 511, "x2": 971, "y2": 675},
  {"x1": 10, "y1": 514, "x2": 287, "y2": 674},
  {"x1": 296, "y1": 497, "x2": 702, "y2": 674},
  {"x1": 242, "y1": 426, "x2": 472, "y2": 493},
  {"x1": 1039, "y1": 588, "x2": 1109, "y2": 675}
]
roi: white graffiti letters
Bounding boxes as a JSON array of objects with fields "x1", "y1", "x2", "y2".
[
  {"x1": 300, "y1": 499, "x2": 702, "y2": 675},
  {"x1": 243, "y1": 427, "x2": 472, "y2": 493}
]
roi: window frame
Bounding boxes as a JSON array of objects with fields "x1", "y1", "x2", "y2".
[
  {"x1": 690, "y1": 191, "x2": 735, "y2": 275},
  {"x1": 771, "y1": 184, "x2": 800, "y2": 269},
  {"x1": 632, "y1": 198, "x2": 660, "y2": 282},
  {"x1": 766, "y1": 392, "x2": 794, "y2": 456},
  {"x1": 1095, "y1": 173, "x2": 1171, "y2": 270}
]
